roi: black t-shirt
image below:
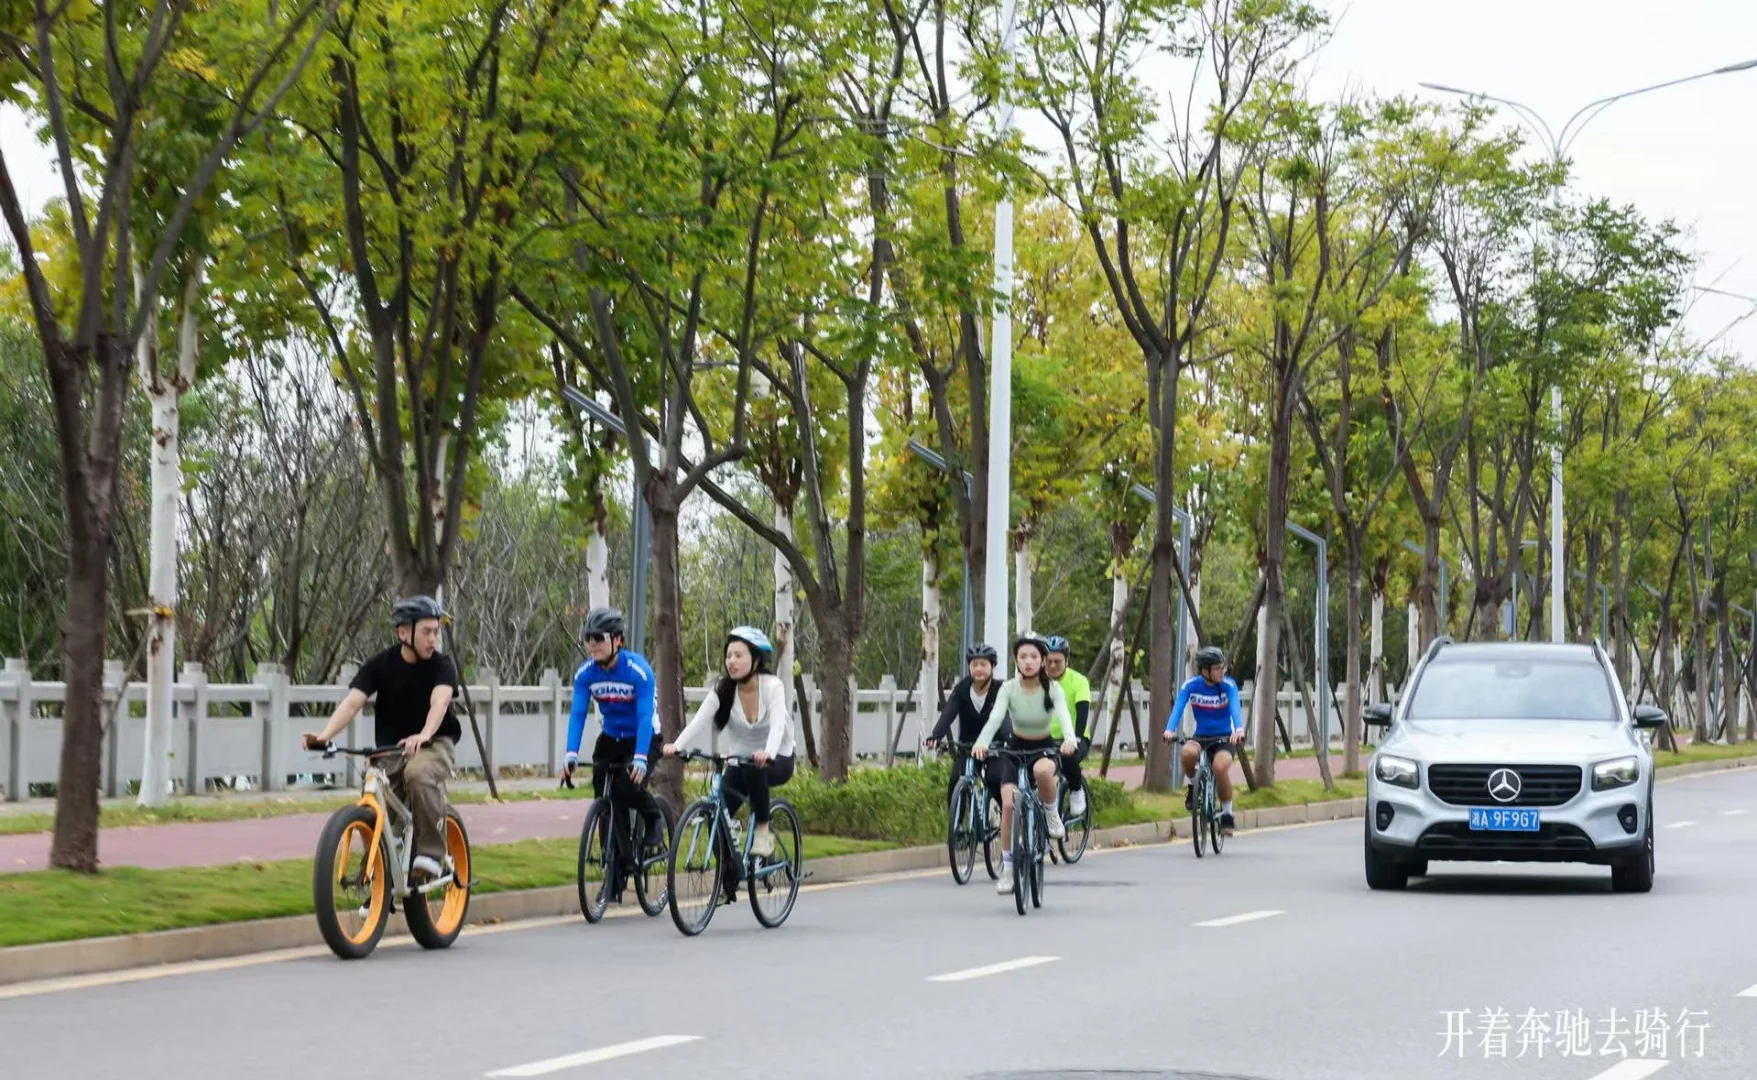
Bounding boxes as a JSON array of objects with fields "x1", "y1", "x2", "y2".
[{"x1": 350, "y1": 646, "x2": 462, "y2": 746}]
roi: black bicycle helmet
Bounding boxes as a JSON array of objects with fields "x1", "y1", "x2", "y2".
[
  {"x1": 1045, "y1": 635, "x2": 1071, "y2": 657},
  {"x1": 966, "y1": 643, "x2": 999, "y2": 663},
  {"x1": 391, "y1": 595, "x2": 445, "y2": 628},
  {"x1": 1195, "y1": 645, "x2": 1226, "y2": 670},
  {"x1": 583, "y1": 607, "x2": 626, "y2": 638}
]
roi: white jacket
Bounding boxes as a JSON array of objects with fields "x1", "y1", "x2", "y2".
[{"x1": 674, "y1": 674, "x2": 797, "y2": 759}]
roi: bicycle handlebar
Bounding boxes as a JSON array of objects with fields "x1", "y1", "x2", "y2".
[
  {"x1": 314, "y1": 743, "x2": 404, "y2": 761},
  {"x1": 675, "y1": 750, "x2": 755, "y2": 767}
]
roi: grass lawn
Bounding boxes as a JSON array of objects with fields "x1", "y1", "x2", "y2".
[
  {"x1": 0, "y1": 785, "x2": 598, "y2": 836},
  {"x1": 0, "y1": 833, "x2": 893, "y2": 949},
  {"x1": 1652, "y1": 742, "x2": 1757, "y2": 769},
  {"x1": 1097, "y1": 776, "x2": 1368, "y2": 828}
]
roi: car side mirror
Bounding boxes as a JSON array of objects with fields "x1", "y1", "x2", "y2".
[
  {"x1": 1632, "y1": 704, "x2": 1667, "y2": 730},
  {"x1": 1364, "y1": 702, "x2": 1394, "y2": 727}
]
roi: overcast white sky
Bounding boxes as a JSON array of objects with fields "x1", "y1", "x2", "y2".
[
  {"x1": 5, "y1": 0, "x2": 1755, "y2": 360},
  {"x1": 1309, "y1": 0, "x2": 1757, "y2": 361}
]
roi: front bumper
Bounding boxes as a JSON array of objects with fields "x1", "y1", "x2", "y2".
[{"x1": 1367, "y1": 767, "x2": 1647, "y2": 865}]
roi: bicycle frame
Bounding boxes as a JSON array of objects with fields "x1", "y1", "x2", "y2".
[
  {"x1": 353, "y1": 754, "x2": 455, "y2": 903},
  {"x1": 677, "y1": 755, "x2": 791, "y2": 887}
]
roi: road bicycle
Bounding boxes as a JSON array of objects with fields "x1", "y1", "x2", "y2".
[
  {"x1": 1179, "y1": 737, "x2": 1226, "y2": 857},
  {"x1": 667, "y1": 751, "x2": 803, "y2": 936},
  {"x1": 310, "y1": 743, "x2": 472, "y2": 959},
  {"x1": 1050, "y1": 754, "x2": 1093, "y2": 865},
  {"x1": 944, "y1": 741, "x2": 1002, "y2": 884},
  {"x1": 562, "y1": 758, "x2": 677, "y2": 922},
  {"x1": 993, "y1": 746, "x2": 1058, "y2": 916}
]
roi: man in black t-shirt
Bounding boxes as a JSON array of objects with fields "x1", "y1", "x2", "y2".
[{"x1": 305, "y1": 596, "x2": 461, "y2": 878}]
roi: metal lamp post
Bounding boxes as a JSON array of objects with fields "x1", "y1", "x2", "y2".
[
  {"x1": 561, "y1": 384, "x2": 650, "y2": 654},
  {"x1": 906, "y1": 438, "x2": 977, "y2": 662},
  {"x1": 1421, "y1": 57, "x2": 1757, "y2": 646}
]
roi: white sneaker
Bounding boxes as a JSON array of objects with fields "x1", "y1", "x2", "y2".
[
  {"x1": 411, "y1": 855, "x2": 442, "y2": 879},
  {"x1": 1069, "y1": 789, "x2": 1088, "y2": 817},
  {"x1": 1045, "y1": 810, "x2": 1067, "y2": 839},
  {"x1": 751, "y1": 826, "x2": 775, "y2": 858},
  {"x1": 995, "y1": 865, "x2": 1015, "y2": 894}
]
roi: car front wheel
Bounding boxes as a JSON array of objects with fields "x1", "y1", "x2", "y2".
[
  {"x1": 1610, "y1": 796, "x2": 1654, "y2": 894},
  {"x1": 1364, "y1": 819, "x2": 1410, "y2": 891}
]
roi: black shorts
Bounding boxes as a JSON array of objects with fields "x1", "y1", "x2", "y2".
[{"x1": 1192, "y1": 735, "x2": 1236, "y2": 760}]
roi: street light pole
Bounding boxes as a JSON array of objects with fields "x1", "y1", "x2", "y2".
[
  {"x1": 1421, "y1": 57, "x2": 1757, "y2": 646},
  {"x1": 983, "y1": 0, "x2": 1021, "y2": 671},
  {"x1": 906, "y1": 439, "x2": 977, "y2": 662}
]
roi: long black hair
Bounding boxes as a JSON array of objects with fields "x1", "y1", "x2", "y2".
[{"x1": 713, "y1": 642, "x2": 771, "y2": 729}]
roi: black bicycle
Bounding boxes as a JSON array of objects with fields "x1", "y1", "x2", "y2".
[
  {"x1": 944, "y1": 741, "x2": 1002, "y2": 884},
  {"x1": 563, "y1": 758, "x2": 677, "y2": 922},
  {"x1": 667, "y1": 751, "x2": 803, "y2": 936},
  {"x1": 1177, "y1": 737, "x2": 1225, "y2": 858},
  {"x1": 991, "y1": 746, "x2": 1058, "y2": 916},
  {"x1": 1050, "y1": 761, "x2": 1093, "y2": 865}
]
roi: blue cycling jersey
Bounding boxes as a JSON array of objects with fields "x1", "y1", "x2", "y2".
[
  {"x1": 567, "y1": 650, "x2": 657, "y2": 763},
  {"x1": 1167, "y1": 674, "x2": 1243, "y2": 738}
]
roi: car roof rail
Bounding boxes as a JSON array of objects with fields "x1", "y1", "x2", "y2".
[{"x1": 1422, "y1": 635, "x2": 1454, "y2": 663}]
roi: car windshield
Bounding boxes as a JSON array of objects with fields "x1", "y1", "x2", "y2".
[{"x1": 1405, "y1": 657, "x2": 1617, "y2": 721}]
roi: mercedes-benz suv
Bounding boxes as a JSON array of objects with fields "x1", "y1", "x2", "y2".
[{"x1": 1363, "y1": 638, "x2": 1667, "y2": 892}]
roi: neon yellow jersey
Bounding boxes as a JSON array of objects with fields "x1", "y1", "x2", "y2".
[{"x1": 1057, "y1": 669, "x2": 1091, "y2": 708}]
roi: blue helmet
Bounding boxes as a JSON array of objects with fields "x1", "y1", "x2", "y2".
[
  {"x1": 727, "y1": 626, "x2": 775, "y2": 658},
  {"x1": 1045, "y1": 635, "x2": 1071, "y2": 657}
]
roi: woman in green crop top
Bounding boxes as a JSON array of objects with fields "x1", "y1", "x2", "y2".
[{"x1": 973, "y1": 632, "x2": 1077, "y2": 896}]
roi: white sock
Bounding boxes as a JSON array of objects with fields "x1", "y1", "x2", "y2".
[
  {"x1": 1002, "y1": 853, "x2": 1013, "y2": 868},
  {"x1": 1222, "y1": 801, "x2": 1234, "y2": 815}
]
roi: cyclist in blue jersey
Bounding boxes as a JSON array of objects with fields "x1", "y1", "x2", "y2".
[
  {"x1": 565, "y1": 607, "x2": 665, "y2": 887},
  {"x1": 1161, "y1": 645, "x2": 1244, "y2": 834}
]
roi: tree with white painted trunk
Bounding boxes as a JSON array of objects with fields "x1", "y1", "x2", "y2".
[{"x1": 136, "y1": 267, "x2": 205, "y2": 806}]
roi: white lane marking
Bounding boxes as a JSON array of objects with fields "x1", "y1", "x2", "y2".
[
  {"x1": 927, "y1": 956, "x2": 1061, "y2": 982},
  {"x1": 1584, "y1": 1060, "x2": 1670, "y2": 1080},
  {"x1": 1195, "y1": 909, "x2": 1285, "y2": 928},
  {"x1": 1738, "y1": 982, "x2": 1757, "y2": 997},
  {"x1": 1663, "y1": 821, "x2": 1698, "y2": 829},
  {"x1": 486, "y1": 1036, "x2": 701, "y2": 1077},
  {"x1": 1723, "y1": 809, "x2": 1748, "y2": 816}
]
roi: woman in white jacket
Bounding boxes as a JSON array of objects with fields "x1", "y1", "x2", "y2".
[{"x1": 663, "y1": 626, "x2": 797, "y2": 860}]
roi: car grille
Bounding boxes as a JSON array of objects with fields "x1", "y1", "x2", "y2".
[
  {"x1": 1417, "y1": 821, "x2": 1595, "y2": 853},
  {"x1": 1426, "y1": 764, "x2": 1582, "y2": 807}
]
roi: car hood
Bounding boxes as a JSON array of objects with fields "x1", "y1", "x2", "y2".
[{"x1": 1384, "y1": 718, "x2": 1640, "y2": 763}]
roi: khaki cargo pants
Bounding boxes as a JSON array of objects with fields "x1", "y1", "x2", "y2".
[{"x1": 388, "y1": 737, "x2": 456, "y2": 861}]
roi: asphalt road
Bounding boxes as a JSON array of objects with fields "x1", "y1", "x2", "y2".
[{"x1": 6, "y1": 768, "x2": 1756, "y2": 1080}]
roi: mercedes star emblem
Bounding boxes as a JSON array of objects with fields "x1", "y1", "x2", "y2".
[{"x1": 1487, "y1": 768, "x2": 1522, "y2": 803}]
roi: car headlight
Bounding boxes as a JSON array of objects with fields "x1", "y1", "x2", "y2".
[
  {"x1": 1374, "y1": 755, "x2": 1419, "y2": 789},
  {"x1": 1593, "y1": 756, "x2": 1639, "y2": 790}
]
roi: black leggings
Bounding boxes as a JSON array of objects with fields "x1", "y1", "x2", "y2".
[
  {"x1": 591, "y1": 733, "x2": 662, "y2": 850},
  {"x1": 722, "y1": 754, "x2": 796, "y2": 825},
  {"x1": 1059, "y1": 738, "x2": 1091, "y2": 792}
]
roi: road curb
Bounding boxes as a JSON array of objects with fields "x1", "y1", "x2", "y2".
[{"x1": 4, "y1": 758, "x2": 1750, "y2": 987}]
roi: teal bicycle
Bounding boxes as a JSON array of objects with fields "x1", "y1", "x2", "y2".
[
  {"x1": 667, "y1": 751, "x2": 803, "y2": 936},
  {"x1": 944, "y1": 741, "x2": 1002, "y2": 884}
]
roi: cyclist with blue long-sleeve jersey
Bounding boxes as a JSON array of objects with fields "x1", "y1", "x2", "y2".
[
  {"x1": 565, "y1": 607, "x2": 665, "y2": 888},
  {"x1": 1160, "y1": 645, "x2": 1244, "y2": 834}
]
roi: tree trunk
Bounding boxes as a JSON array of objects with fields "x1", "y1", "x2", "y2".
[
  {"x1": 645, "y1": 480, "x2": 687, "y2": 811},
  {"x1": 1102, "y1": 563, "x2": 1128, "y2": 740},
  {"x1": 138, "y1": 276, "x2": 201, "y2": 807},
  {"x1": 586, "y1": 521, "x2": 610, "y2": 611},
  {"x1": 1013, "y1": 534, "x2": 1033, "y2": 635},
  {"x1": 774, "y1": 506, "x2": 797, "y2": 722},
  {"x1": 1418, "y1": 514, "x2": 1442, "y2": 647},
  {"x1": 1715, "y1": 574, "x2": 1737, "y2": 745},
  {"x1": 1611, "y1": 515, "x2": 1630, "y2": 692},
  {"x1": 921, "y1": 549, "x2": 941, "y2": 721},
  {"x1": 1344, "y1": 541, "x2": 1365, "y2": 776},
  {"x1": 815, "y1": 616, "x2": 854, "y2": 780},
  {"x1": 1256, "y1": 368, "x2": 1297, "y2": 788},
  {"x1": 52, "y1": 535, "x2": 110, "y2": 871},
  {"x1": 1369, "y1": 571, "x2": 1386, "y2": 705},
  {"x1": 1142, "y1": 354, "x2": 1180, "y2": 793}
]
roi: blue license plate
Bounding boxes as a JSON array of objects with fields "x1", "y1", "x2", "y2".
[{"x1": 1469, "y1": 807, "x2": 1540, "y2": 832}]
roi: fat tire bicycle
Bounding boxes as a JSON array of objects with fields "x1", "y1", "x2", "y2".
[
  {"x1": 667, "y1": 751, "x2": 803, "y2": 936},
  {"x1": 943, "y1": 741, "x2": 1002, "y2": 884},
  {"x1": 310, "y1": 743, "x2": 472, "y2": 960},
  {"x1": 1178, "y1": 736, "x2": 1226, "y2": 858},
  {"x1": 562, "y1": 758, "x2": 677, "y2": 922}
]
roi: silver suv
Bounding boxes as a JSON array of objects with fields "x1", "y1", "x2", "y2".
[{"x1": 1363, "y1": 639, "x2": 1667, "y2": 892}]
